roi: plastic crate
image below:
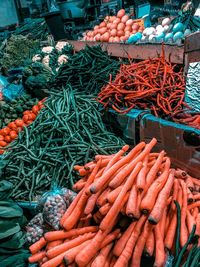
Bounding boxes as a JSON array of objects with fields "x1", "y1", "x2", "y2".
[{"x1": 140, "y1": 114, "x2": 200, "y2": 178}]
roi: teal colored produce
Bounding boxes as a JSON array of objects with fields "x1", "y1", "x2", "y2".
[
  {"x1": 165, "y1": 32, "x2": 174, "y2": 42},
  {"x1": 173, "y1": 22, "x2": 184, "y2": 33},
  {"x1": 184, "y1": 29, "x2": 192, "y2": 36},
  {"x1": 156, "y1": 32, "x2": 165, "y2": 41},
  {"x1": 173, "y1": 31, "x2": 184, "y2": 42},
  {"x1": 127, "y1": 34, "x2": 138, "y2": 44}
]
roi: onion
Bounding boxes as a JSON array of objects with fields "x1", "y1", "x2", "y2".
[
  {"x1": 107, "y1": 23, "x2": 112, "y2": 29},
  {"x1": 99, "y1": 21, "x2": 106, "y2": 28},
  {"x1": 102, "y1": 32, "x2": 110, "y2": 42},
  {"x1": 138, "y1": 27, "x2": 144, "y2": 33},
  {"x1": 109, "y1": 16, "x2": 116, "y2": 22},
  {"x1": 125, "y1": 25, "x2": 132, "y2": 32},
  {"x1": 117, "y1": 30, "x2": 124, "y2": 37},
  {"x1": 131, "y1": 30, "x2": 137, "y2": 34},
  {"x1": 99, "y1": 27, "x2": 107, "y2": 35},
  {"x1": 117, "y1": 22, "x2": 125, "y2": 31},
  {"x1": 132, "y1": 24, "x2": 139, "y2": 31},
  {"x1": 125, "y1": 31, "x2": 131, "y2": 37},
  {"x1": 126, "y1": 19, "x2": 133, "y2": 26},
  {"x1": 109, "y1": 37, "x2": 114, "y2": 42},
  {"x1": 110, "y1": 23, "x2": 118, "y2": 30},
  {"x1": 120, "y1": 36, "x2": 127, "y2": 42},
  {"x1": 114, "y1": 36, "x2": 120, "y2": 42},
  {"x1": 113, "y1": 18, "x2": 121, "y2": 25},
  {"x1": 121, "y1": 15, "x2": 129, "y2": 23},
  {"x1": 110, "y1": 29, "x2": 117, "y2": 37},
  {"x1": 117, "y1": 9, "x2": 125, "y2": 18},
  {"x1": 94, "y1": 25, "x2": 99, "y2": 31},
  {"x1": 95, "y1": 34, "x2": 101, "y2": 42}
]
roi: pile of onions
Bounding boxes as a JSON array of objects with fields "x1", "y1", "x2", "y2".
[{"x1": 83, "y1": 9, "x2": 144, "y2": 43}]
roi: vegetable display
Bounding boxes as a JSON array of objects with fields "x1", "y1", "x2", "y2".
[
  {"x1": 83, "y1": 9, "x2": 144, "y2": 43},
  {"x1": 0, "y1": 86, "x2": 124, "y2": 201},
  {"x1": 0, "y1": 99, "x2": 44, "y2": 153},
  {"x1": 28, "y1": 139, "x2": 200, "y2": 267},
  {"x1": 98, "y1": 48, "x2": 185, "y2": 117},
  {"x1": 54, "y1": 45, "x2": 121, "y2": 95},
  {"x1": 173, "y1": 111, "x2": 200, "y2": 129}
]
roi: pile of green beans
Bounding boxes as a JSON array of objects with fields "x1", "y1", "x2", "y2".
[
  {"x1": 0, "y1": 86, "x2": 125, "y2": 201},
  {"x1": 53, "y1": 45, "x2": 121, "y2": 94}
]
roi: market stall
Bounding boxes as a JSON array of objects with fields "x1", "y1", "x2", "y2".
[{"x1": 0, "y1": 1, "x2": 200, "y2": 267}]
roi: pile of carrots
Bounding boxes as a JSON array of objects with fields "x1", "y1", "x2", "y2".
[
  {"x1": 0, "y1": 100, "x2": 44, "y2": 154},
  {"x1": 173, "y1": 111, "x2": 200, "y2": 130},
  {"x1": 28, "y1": 138, "x2": 200, "y2": 267},
  {"x1": 98, "y1": 48, "x2": 186, "y2": 117}
]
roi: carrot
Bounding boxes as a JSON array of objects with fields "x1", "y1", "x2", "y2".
[
  {"x1": 186, "y1": 210, "x2": 196, "y2": 235},
  {"x1": 114, "y1": 216, "x2": 147, "y2": 267},
  {"x1": 180, "y1": 180, "x2": 189, "y2": 247},
  {"x1": 89, "y1": 141, "x2": 146, "y2": 194},
  {"x1": 96, "y1": 188, "x2": 111, "y2": 207},
  {"x1": 167, "y1": 196, "x2": 173, "y2": 206},
  {"x1": 188, "y1": 200, "x2": 200, "y2": 210},
  {"x1": 75, "y1": 230, "x2": 107, "y2": 267},
  {"x1": 160, "y1": 207, "x2": 167, "y2": 238},
  {"x1": 41, "y1": 251, "x2": 66, "y2": 267},
  {"x1": 46, "y1": 240, "x2": 63, "y2": 250},
  {"x1": 187, "y1": 187, "x2": 193, "y2": 204},
  {"x1": 154, "y1": 224, "x2": 166, "y2": 267},
  {"x1": 110, "y1": 256, "x2": 117, "y2": 267},
  {"x1": 171, "y1": 179, "x2": 179, "y2": 210},
  {"x1": 84, "y1": 192, "x2": 101, "y2": 215},
  {"x1": 100, "y1": 162, "x2": 143, "y2": 232},
  {"x1": 63, "y1": 159, "x2": 102, "y2": 230},
  {"x1": 59, "y1": 264, "x2": 66, "y2": 267},
  {"x1": 44, "y1": 226, "x2": 98, "y2": 241},
  {"x1": 73, "y1": 181, "x2": 86, "y2": 192},
  {"x1": 28, "y1": 251, "x2": 46, "y2": 263},
  {"x1": 195, "y1": 213, "x2": 200, "y2": 237},
  {"x1": 193, "y1": 193, "x2": 200, "y2": 201},
  {"x1": 91, "y1": 243, "x2": 113, "y2": 267},
  {"x1": 29, "y1": 237, "x2": 47, "y2": 254},
  {"x1": 143, "y1": 151, "x2": 165, "y2": 193},
  {"x1": 144, "y1": 231, "x2": 154, "y2": 257},
  {"x1": 113, "y1": 222, "x2": 136, "y2": 256},
  {"x1": 109, "y1": 139, "x2": 157, "y2": 189},
  {"x1": 177, "y1": 184, "x2": 183, "y2": 208},
  {"x1": 164, "y1": 211, "x2": 177, "y2": 250},
  {"x1": 46, "y1": 232, "x2": 95, "y2": 259},
  {"x1": 175, "y1": 169, "x2": 187, "y2": 179},
  {"x1": 185, "y1": 176, "x2": 194, "y2": 191},
  {"x1": 148, "y1": 169, "x2": 175, "y2": 224},
  {"x1": 191, "y1": 177, "x2": 200, "y2": 187},
  {"x1": 136, "y1": 155, "x2": 148, "y2": 192},
  {"x1": 192, "y1": 207, "x2": 199, "y2": 218},
  {"x1": 104, "y1": 251, "x2": 113, "y2": 267},
  {"x1": 131, "y1": 221, "x2": 153, "y2": 267},
  {"x1": 99, "y1": 203, "x2": 111, "y2": 216},
  {"x1": 106, "y1": 186, "x2": 123, "y2": 203},
  {"x1": 63, "y1": 240, "x2": 91, "y2": 265},
  {"x1": 60, "y1": 189, "x2": 84, "y2": 227},
  {"x1": 140, "y1": 158, "x2": 170, "y2": 214},
  {"x1": 126, "y1": 185, "x2": 140, "y2": 219},
  {"x1": 100, "y1": 229, "x2": 120, "y2": 249}
]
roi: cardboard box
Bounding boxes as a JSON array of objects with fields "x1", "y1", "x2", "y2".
[{"x1": 140, "y1": 114, "x2": 200, "y2": 178}]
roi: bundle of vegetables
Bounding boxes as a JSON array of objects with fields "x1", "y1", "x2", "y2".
[
  {"x1": 98, "y1": 48, "x2": 185, "y2": 117},
  {"x1": 0, "y1": 94, "x2": 38, "y2": 128},
  {"x1": 0, "y1": 99, "x2": 44, "y2": 154},
  {"x1": 171, "y1": 11, "x2": 200, "y2": 33},
  {"x1": 0, "y1": 35, "x2": 39, "y2": 71},
  {"x1": 173, "y1": 111, "x2": 200, "y2": 129},
  {"x1": 0, "y1": 180, "x2": 29, "y2": 267},
  {"x1": 22, "y1": 62, "x2": 54, "y2": 98},
  {"x1": 28, "y1": 138, "x2": 200, "y2": 267},
  {"x1": 54, "y1": 45, "x2": 121, "y2": 95},
  {"x1": 13, "y1": 18, "x2": 49, "y2": 40},
  {"x1": 0, "y1": 86, "x2": 124, "y2": 201},
  {"x1": 83, "y1": 9, "x2": 144, "y2": 43}
]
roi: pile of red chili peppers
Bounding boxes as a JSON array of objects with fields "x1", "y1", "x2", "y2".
[
  {"x1": 173, "y1": 112, "x2": 200, "y2": 129},
  {"x1": 98, "y1": 50, "x2": 186, "y2": 117}
]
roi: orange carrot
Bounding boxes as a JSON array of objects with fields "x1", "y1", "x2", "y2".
[
  {"x1": 96, "y1": 188, "x2": 111, "y2": 207},
  {"x1": 154, "y1": 224, "x2": 166, "y2": 267},
  {"x1": 110, "y1": 256, "x2": 117, "y2": 267},
  {"x1": 75, "y1": 230, "x2": 107, "y2": 267},
  {"x1": 136, "y1": 155, "x2": 148, "y2": 192},
  {"x1": 63, "y1": 159, "x2": 102, "y2": 230},
  {"x1": 100, "y1": 162, "x2": 143, "y2": 232},
  {"x1": 148, "y1": 169, "x2": 174, "y2": 224},
  {"x1": 41, "y1": 251, "x2": 66, "y2": 267},
  {"x1": 160, "y1": 207, "x2": 167, "y2": 238},
  {"x1": 191, "y1": 177, "x2": 200, "y2": 187},
  {"x1": 73, "y1": 181, "x2": 86, "y2": 192},
  {"x1": 193, "y1": 193, "x2": 200, "y2": 201},
  {"x1": 114, "y1": 215, "x2": 147, "y2": 267},
  {"x1": 187, "y1": 187, "x2": 193, "y2": 204},
  {"x1": 164, "y1": 211, "x2": 177, "y2": 250},
  {"x1": 46, "y1": 232, "x2": 95, "y2": 259},
  {"x1": 104, "y1": 251, "x2": 113, "y2": 267},
  {"x1": 171, "y1": 179, "x2": 179, "y2": 210},
  {"x1": 126, "y1": 185, "x2": 140, "y2": 219},
  {"x1": 44, "y1": 226, "x2": 98, "y2": 242},
  {"x1": 46, "y1": 240, "x2": 63, "y2": 250},
  {"x1": 185, "y1": 176, "x2": 194, "y2": 191},
  {"x1": 141, "y1": 158, "x2": 170, "y2": 214},
  {"x1": 113, "y1": 222, "x2": 136, "y2": 257},
  {"x1": 195, "y1": 213, "x2": 200, "y2": 237},
  {"x1": 84, "y1": 192, "x2": 101, "y2": 215},
  {"x1": 28, "y1": 251, "x2": 46, "y2": 263},
  {"x1": 175, "y1": 169, "x2": 187, "y2": 179},
  {"x1": 29, "y1": 237, "x2": 47, "y2": 254},
  {"x1": 192, "y1": 207, "x2": 199, "y2": 219},
  {"x1": 131, "y1": 221, "x2": 153, "y2": 267},
  {"x1": 106, "y1": 186, "x2": 123, "y2": 203},
  {"x1": 188, "y1": 200, "x2": 200, "y2": 210},
  {"x1": 186, "y1": 210, "x2": 196, "y2": 235},
  {"x1": 99, "y1": 203, "x2": 111, "y2": 216},
  {"x1": 109, "y1": 139, "x2": 157, "y2": 189},
  {"x1": 100, "y1": 229, "x2": 120, "y2": 249},
  {"x1": 60, "y1": 189, "x2": 84, "y2": 227},
  {"x1": 63, "y1": 240, "x2": 91, "y2": 265},
  {"x1": 180, "y1": 180, "x2": 189, "y2": 247},
  {"x1": 91, "y1": 243, "x2": 113, "y2": 267},
  {"x1": 143, "y1": 151, "x2": 165, "y2": 193},
  {"x1": 144, "y1": 231, "x2": 155, "y2": 257},
  {"x1": 89, "y1": 141, "x2": 146, "y2": 194}
]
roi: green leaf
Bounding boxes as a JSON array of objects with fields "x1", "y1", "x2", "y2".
[
  {"x1": 0, "y1": 231, "x2": 25, "y2": 249},
  {"x1": 0, "y1": 223, "x2": 20, "y2": 240},
  {"x1": 0, "y1": 201, "x2": 23, "y2": 218},
  {"x1": 0, "y1": 249, "x2": 30, "y2": 267}
]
